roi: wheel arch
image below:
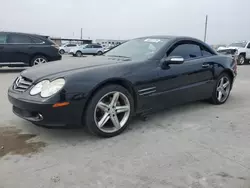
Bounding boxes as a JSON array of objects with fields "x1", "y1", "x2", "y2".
[
  {"x1": 82, "y1": 78, "x2": 138, "y2": 117},
  {"x1": 239, "y1": 52, "x2": 246, "y2": 57},
  {"x1": 220, "y1": 69, "x2": 234, "y2": 85}
]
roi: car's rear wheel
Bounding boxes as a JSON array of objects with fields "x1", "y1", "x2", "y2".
[
  {"x1": 97, "y1": 51, "x2": 103, "y2": 55},
  {"x1": 59, "y1": 49, "x2": 65, "y2": 54},
  {"x1": 238, "y1": 54, "x2": 246, "y2": 65},
  {"x1": 31, "y1": 55, "x2": 48, "y2": 66},
  {"x1": 76, "y1": 51, "x2": 82, "y2": 57},
  {"x1": 209, "y1": 73, "x2": 232, "y2": 105},
  {"x1": 84, "y1": 84, "x2": 133, "y2": 137}
]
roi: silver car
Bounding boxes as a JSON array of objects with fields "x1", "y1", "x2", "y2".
[{"x1": 70, "y1": 44, "x2": 104, "y2": 57}]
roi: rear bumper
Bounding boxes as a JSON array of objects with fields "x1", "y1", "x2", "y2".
[{"x1": 48, "y1": 54, "x2": 62, "y2": 62}]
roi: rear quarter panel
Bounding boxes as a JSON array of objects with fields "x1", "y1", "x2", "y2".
[{"x1": 212, "y1": 55, "x2": 236, "y2": 79}]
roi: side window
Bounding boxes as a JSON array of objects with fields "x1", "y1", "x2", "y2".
[
  {"x1": 168, "y1": 43, "x2": 202, "y2": 60},
  {"x1": 67, "y1": 44, "x2": 76, "y2": 47},
  {"x1": 86, "y1": 44, "x2": 93, "y2": 48},
  {"x1": 93, "y1": 44, "x2": 102, "y2": 48},
  {"x1": 0, "y1": 34, "x2": 7, "y2": 44},
  {"x1": 247, "y1": 43, "x2": 250, "y2": 49},
  {"x1": 201, "y1": 47, "x2": 213, "y2": 56},
  {"x1": 32, "y1": 37, "x2": 45, "y2": 44},
  {"x1": 7, "y1": 34, "x2": 33, "y2": 44}
]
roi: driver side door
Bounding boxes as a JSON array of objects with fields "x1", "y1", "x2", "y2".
[{"x1": 155, "y1": 41, "x2": 214, "y2": 108}]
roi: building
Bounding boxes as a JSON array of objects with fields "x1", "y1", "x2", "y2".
[
  {"x1": 95, "y1": 39, "x2": 127, "y2": 48},
  {"x1": 50, "y1": 37, "x2": 92, "y2": 46}
]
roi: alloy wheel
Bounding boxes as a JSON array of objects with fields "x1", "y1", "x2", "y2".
[
  {"x1": 239, "y1": 56, "x2": 245, "y2": 65},
  {"x1": 33, "y1": 58, "x2": 46, "y2": 65},
  {"x1": 94, "y1": 91, "x2": 131, "y2": 133},
  {"x1": 216, "y1": 76, "x2": 230, "y2": 102}
]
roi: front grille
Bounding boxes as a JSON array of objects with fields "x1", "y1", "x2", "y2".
[{"x1": 13, "y1": 76, "x2": 32, "y2": 92}]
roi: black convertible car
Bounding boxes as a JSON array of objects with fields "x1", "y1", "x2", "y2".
[{"x1": 8, "y1": 36, "x2": 237, "y2": 137}]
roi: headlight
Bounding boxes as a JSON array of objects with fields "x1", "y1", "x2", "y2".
[
  {"x1": 30, "y1": 80, "x2": 50, "y2": 96},
  {"x1": 40, "y1": 78, "x2": 65, "y2": 98}
]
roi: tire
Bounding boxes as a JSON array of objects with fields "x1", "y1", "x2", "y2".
[
  {"x1": 30, "y1": 55, "x2": 48, "y2": 66},
  {"x1": 84, "y1": 84, "x2": 134, "y2": 137},
  {"x1": 238, "y1": 54, "x2": 246, "y2": 65},
  {"x1": 97, "y1": 51, "x2": 103, "y2": 55},
  {"x1": 209, "y1": 73, "x2": 232, "y2": 105},
  {"x1": 76, "y1": 51, "x2": 82, "y2": 57},
  {"x1": 59, "y1": 49, "x2": 65, "y2": 55}
]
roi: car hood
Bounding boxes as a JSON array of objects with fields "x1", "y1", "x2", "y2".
[{"x1": 21, "y1": 56, "x2": 128, "y2": 81}]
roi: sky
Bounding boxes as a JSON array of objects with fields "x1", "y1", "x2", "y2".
[{"x1": 0, "y1": 0, "x2": 249, "y2": 44}]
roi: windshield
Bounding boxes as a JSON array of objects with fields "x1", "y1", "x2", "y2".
[
  {"x1": 228, "y1": 42, "x2": 247, "y2": 48},
  {"x1": 104, "y1": 38, "x2": 169, "y2": 60}
]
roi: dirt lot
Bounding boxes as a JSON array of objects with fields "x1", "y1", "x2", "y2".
[{"x1": 1, "y1": 62, "x2": 250, "y2": 188}]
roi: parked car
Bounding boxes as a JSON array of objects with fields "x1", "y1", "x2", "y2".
[
  {"x1": 0, "y1": 32, "x2": 62, "y2": 67},
  {"x1": 103, "y1": 44, "x2": 120, "y2": 53},
  {"x1": 69, "y1": 44, "x2": 87, "y2": 55},
  {"x1": 218, "y1": 41, "x2": 250, "y2": 65},
  {"x1": 70, "y1": 44, "x2": 104, "y2": 57},
  {"x1": 217, "y1": 48, "x2": 238, "y2": 58},
  {"x1": 8, "y1": 35, "x2": 237, "y2": 137},
  {"x1": 59, "y1": 43, "x2": 79, "y2": 54}
]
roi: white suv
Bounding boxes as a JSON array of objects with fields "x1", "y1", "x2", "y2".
[
  {"x1": 59, "y1": 43, "x2": 79, "y2": 54},
  {"x1": 218, "y1": 41, "x2": 250, "y2": 65}
]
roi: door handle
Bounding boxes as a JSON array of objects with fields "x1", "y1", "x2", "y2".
[{"x1": 202, "y1": 63, "x2": 210, "y2": 68}]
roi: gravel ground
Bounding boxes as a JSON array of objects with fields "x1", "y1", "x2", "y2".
[{"x1": 1, "y1": 61, "x2": 250, "y2": 188}]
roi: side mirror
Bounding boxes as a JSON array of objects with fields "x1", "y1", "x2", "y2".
[{"x1": 160, "y1": 56, "x2": 184, "y2": 69}]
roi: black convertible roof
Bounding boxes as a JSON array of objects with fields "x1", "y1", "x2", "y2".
[{"x1": 138, "y1": 35, "x2": 199, "y2": 41}]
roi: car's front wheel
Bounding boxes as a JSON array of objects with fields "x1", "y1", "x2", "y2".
[
  {"x1": 238, "y1": 54, "x2": 246, "y2": 65},
  {"x1": 59, "y1": 49, "x2": 65, "y2": 54},
  {"x1": 31, "y1": 55, "x2": 48, "y2": 66},
  {"x1": 209, "y1": 73, "x2": 232, "y2": 105},
  {"x1": 84, "y1": 84, "x2": 133, "y2": 137},
  {"x1": 97, "y1": 51, "x2": 103, "y2": 55}
]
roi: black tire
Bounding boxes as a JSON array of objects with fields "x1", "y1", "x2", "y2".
[
  {"x1": 84, "y1": 84, "x2": 134, "y2": 138},
  {"x1": 238, "y1": 54, "x2": 246, "y2": 65},
  {"x1": 59, "y1": 49, "x2": 65, "y2": 55},
  {"x1": 97, "y1": 51, "x2": 103, "y2": 55},
  {"x1": 30, "y1": 55, "x2": 48, "y2": 66},
  {"x1": 76, "y1": 51, "x2": 82, "y2": 57},
  {"x1": 209, "y1": 72, "x2": 232, "y2": 105}
]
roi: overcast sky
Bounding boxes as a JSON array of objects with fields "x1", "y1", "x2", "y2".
[{"x1": 0, "y1": 0, "x2": 249, "y2": 44}]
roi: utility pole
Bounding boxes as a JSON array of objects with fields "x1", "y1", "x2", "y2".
[
  {"x1": 204, "y1": 15, "x2": 208, "y2": 42},
  {"x1": 80, "y1": 28, "x2": 83, "y2": 39}
]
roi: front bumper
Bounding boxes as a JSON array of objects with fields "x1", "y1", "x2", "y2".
[{"x1": 8, "y1": 90, "x2": 84, "y2": 127}]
